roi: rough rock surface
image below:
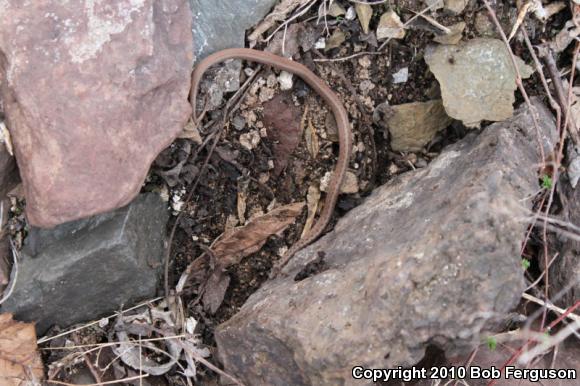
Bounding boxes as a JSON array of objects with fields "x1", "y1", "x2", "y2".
[
  {"x1": 1, "y1": 193, "x2": 168, "y2": 334},
  {"x1": 215, "y1": 100, "x2": 557, "y2": 385},
  {"x1": 374, "y1": 99, "x2": 452, "y2": 152},
  {"x1": 0, "y1": 1, "x2": 193, "y2": 227},
  {"x1": 425, "y1": 38, "x2": 533, "y2": 127},
  {"x1": 191, "y1": 0, "x2": 277, "y2": 60}
]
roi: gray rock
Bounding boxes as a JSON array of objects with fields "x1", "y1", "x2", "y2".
[
  {"x1": 1, "y1": 193, "x2": 168, "y2": 334},
  {"x1": 0, "y1": 1, "x2": 192, "y2": 227},
  {"x1": 215, "y1": 100, "x2": 557, "y2": 385},
  {"x1": 190, "y1": 0, "x2": 277, "y2": 60},
  {"x1": 425, "y1": 38, "x2": 534, "y2": 127}
]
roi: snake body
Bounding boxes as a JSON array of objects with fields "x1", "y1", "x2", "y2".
[{"x1": 190, "y1": 48, "x2": 351, "y2": 273}]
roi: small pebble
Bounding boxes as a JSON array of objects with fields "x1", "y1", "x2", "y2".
[
  {"x1": 392, "y1": 67, "x2": 409, "y2": 84},
  {"x1": 239, "y1": 130, "x2": 261, "y2": 150},
  {"x1": 278, "y1": 71, "x2": 294, "y2": 90},
  {"x1": 345, "y1": 6, "x2": 356, "y2": 20}
]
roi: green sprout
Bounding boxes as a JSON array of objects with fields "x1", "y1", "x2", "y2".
[
  {"x1": 486, "y1": 336, "x2": 497, "y2": 351},
  {"x1": 521, "y1": 258, "x2": 531, "y2": 270},
  {"x1": 541, "y1": 175, "x2": 552, "y2": 189}
]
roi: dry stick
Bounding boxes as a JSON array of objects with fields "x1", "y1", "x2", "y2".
[
  {"x1": 264, "y1": 0, "x2": 317, "y2": 43},
  {"x1": 37, "y1": 297, "x2": 164, "y2": 345},
  {"x1": 82, "y1": 352, "x2": 102, "y2": 384},
  {"x1": 0, "y1": 240, "x2": 18, "y2": 305},
  {"x1": 47, "y1": 374, "x2": 149, "y2": 386},
  {"x1": 542, "y1": 49, "x2": 580, "y2": 146},
  {"x1": 519, "y1": 317, "x2": 580, "y2": 365},
  {"x1": 377, "y1": 2, "x2": 440, "y2": 52},
  {"x1": 164, "y1": 66, "x2": 262, "y2": 298},
  {"x1": 522, "y1": 29, "x2": 562, "y2": 138},
  {"x1": 348, "y1": 0, "x2": 389, "y2": 5},
  {"x1": 525, "y1": 252, "x2": 559, "y2": 292},
  {"x1": 522, "y1": 293, "x2": 580, "y2": 324},
  {"x1": 488, "y1": 282, "x2": 580, "y2": 386}
]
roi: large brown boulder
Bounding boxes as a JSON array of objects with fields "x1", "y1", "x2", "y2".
[
  {"x1": 215, "y1": 101, "x2": 557, "y2": 385},
  {"x1": 0, "y1": 0, "x2": 193, "y2": 227}
]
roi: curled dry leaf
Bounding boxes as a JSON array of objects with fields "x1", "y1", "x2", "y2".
[
  {"x1": 302, "y1": 184, "x2": 321, "y2": 238},
  {"x1": 0, "y1": 313, "x2": 44, "y2": 386},
  {"x1": 305, "y1": 117, "x2": 320, "y2": 158},
  {"x1": 211, "y1": 201, "x2": 305, "y2": 267}
]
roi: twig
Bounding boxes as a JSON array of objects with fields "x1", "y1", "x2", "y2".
[
  {"x1": 313, "y1": 51, "x2": 383, "y2": 62},
  {"x1": 540, "y1": 47, "x2": 580, "y2": 145},
  {"x1": 82, "y1": 353, "x2": 102, "y2": 384},
  {"x1": 525, "y1": 253, "x2": 558, "y2": 291},
  {"x1": 522, "y1": 28, "x2": 562, "y2": 140},
  {"x1": 377, "y1": 2, "x2": 440, "y2": 51},
  {"x1": 43, "y1": 335, "x2": 187, "y2": 351},
  {"x1": 37, "y1": 297, "x2": 164, "y2": 344},
  {"x1": 348, "y1": 0, "x2": 389, "y2": 4},
  {"x1": 518, "y1": 311, "x2": 580, "y2": 365},
  {"x1": 0, "y1": 240, "x2": 18, "y2": 306},
  {"x1": 264, "y1": 0, "x2": 318, "y2": 43},
  {"x1": 47, "y1": 374, "x2": 149, "y2": 386},
  {"x1": 522, "y1": 293, "x2": 580, "y2": 324}
]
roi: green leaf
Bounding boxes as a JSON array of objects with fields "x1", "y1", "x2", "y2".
[
  {"x1": 541, "y1": 175, "x2": 552, "y2": 189},
  {"x1": 486, "y1": 336, "x2": 497, "y2": 351},
  {"x1": 521, "y1": 258, "x2": 531, "y2": 270}
]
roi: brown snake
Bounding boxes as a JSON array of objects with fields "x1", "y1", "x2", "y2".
[{"x1": 190, "y1": 48, "x2": 351, "y2": 275}]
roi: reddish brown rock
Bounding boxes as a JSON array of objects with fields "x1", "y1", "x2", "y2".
[{"x1": 0, "y1": 0, "x2": 193, "y2": 227}]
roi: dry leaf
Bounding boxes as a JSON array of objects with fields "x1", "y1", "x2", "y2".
[
  {"x1": 305, "y1": 117, "x2": 320, "y2": 158},
  {"x1": 325, "y1": 29, "x2": 346, "y2": 50},
  {"x1": 211, "y1": 202, "x2": 305, "y2": 267},
  {"x1": 327, "y1": 2, "x2": 345, "y2": 17},
  {"x1": 178, "y1": 119, "x2": 202, "y2": 144},
  {"x1": 355, "y1": 3, "x2": 372, "y2": 34},
  {"x1": 0, "y1": 122, "x2": 14, "y2": 156},
  {"x1": 302, "y1": 184, "x2": 321, "y2": 238},
  {"x1": 0, "y1": 313, "x2": 44, "y2": 386},
  {"x1": 263, "y1": 92, "x2": 303, "y2": 176},
  {"x1": 236, "y1": 179, "x2": 249, "y2": 225},
  {"x1": 202, "y1": 269, "x2": 231, "y2": 314}
]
